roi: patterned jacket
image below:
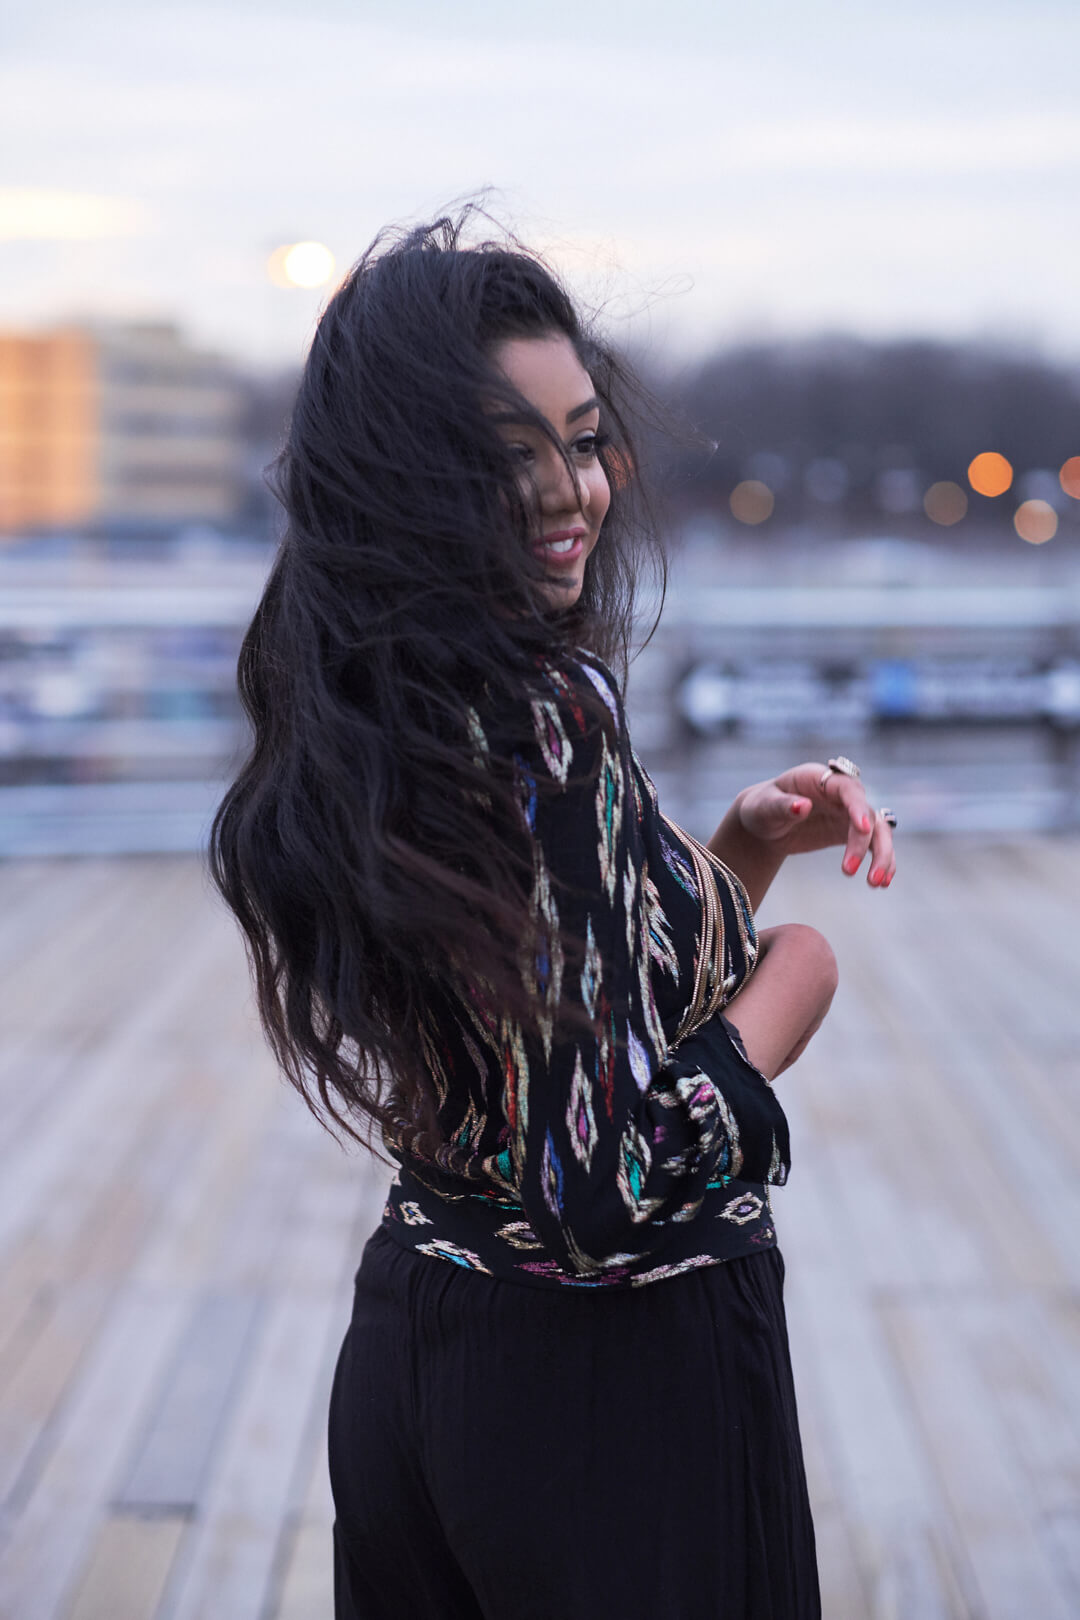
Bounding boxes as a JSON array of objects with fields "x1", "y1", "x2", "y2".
[{"x1": 380, "y1": 648, "x2": 791, "y2": 1289}]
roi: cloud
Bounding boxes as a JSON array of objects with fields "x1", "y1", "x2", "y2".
[
  {"x1": 0, "y1": 188, "x2": 146, "y2": 241},
  {"x1": 2, "y1": 3, "x2": 1080, "y2": 360}
]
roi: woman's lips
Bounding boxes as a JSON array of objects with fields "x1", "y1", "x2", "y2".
[{"x1": 532, "y1": 528, "x2": 586, "y2": 567}]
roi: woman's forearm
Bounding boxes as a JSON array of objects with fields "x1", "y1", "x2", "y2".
[
  {"x1": 721, "y1": 923, "x2": 838, "y2": 1081},
  {"x1": 707, "y1": 794, "x2": 786, "y2": 912}
]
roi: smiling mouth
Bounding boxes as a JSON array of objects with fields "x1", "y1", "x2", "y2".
[{"x1": 533, "y1": 528, "x2": 586, "y2": 566}]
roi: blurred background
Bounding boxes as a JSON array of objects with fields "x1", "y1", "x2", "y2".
[
  {"x1": 2, "y1": 0, "x2": 1079, "y2": 851},
  {"x1": 2, "y1": 4, "x2": 1079, "y2": 1619}
]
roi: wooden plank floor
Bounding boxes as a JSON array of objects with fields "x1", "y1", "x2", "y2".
[{"x1": 0, "y1": 843, "x2": 1077, "y2": 1619}]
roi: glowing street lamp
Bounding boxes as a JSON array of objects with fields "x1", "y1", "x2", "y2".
[
  {"x1": 967, "y1": 452, "x2": 1013, "y2": 498},
  {"x1": 924, "y1": 481, "x2": 967, "y2": 526},
  {"x1": 267, "y1": 241, "x2": 336, "y2": 289},
  {"x1": 1014, "y1": 500, "x2": 1058, "y2": 545},
  {"x1": 729, "y1": 480, "x2": 774, "y2": 525}
]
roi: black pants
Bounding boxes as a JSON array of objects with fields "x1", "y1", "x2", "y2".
[{"x1": 329, "y1": 1227, "x2": 820, "y2": 1620}]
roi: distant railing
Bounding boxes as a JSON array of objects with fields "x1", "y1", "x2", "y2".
[
  {"x1": 2, "y1": 569, "x2": 1079, "y2": 852},
  {"x1": 628, "y1": 584, "x2": 1080, "y2": 834}
]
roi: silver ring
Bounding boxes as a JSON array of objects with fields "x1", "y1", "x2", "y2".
[
  {"x1": 819, "y1": 755, "x2": 862, "y2": 792},
  {"x1": 878, "y1": 807, "x2": 898, "y2": 829}
]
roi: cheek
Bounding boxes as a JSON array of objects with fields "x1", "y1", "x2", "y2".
[{"x1": 586, "y1": 464, "x2": 612, "y2": 528}]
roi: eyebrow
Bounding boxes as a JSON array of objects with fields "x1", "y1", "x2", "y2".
[
  {"x1": 488, "y1": 396, "x2": 601, "y2": 430},
  {"x1": 567, "y1": 396, "x2": 600, "y2": 423}
]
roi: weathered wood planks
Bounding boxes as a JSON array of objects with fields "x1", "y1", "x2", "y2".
[{"x1": 0, "y1": 843, "x2": 1076, "y2": 1619}]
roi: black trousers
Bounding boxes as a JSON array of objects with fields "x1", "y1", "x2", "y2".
[{"x1": 329, "y1": 1227, "x2": 820, "y2": 1620}]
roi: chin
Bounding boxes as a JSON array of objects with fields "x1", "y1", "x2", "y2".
[{"x1": 542, "y1": 578, "x2": 584, "y2": 610}]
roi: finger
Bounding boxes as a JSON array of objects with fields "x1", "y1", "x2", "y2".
[
  {"x1": 818, "y1": 769, "x2": 870, "y2": 828},
  {"x1": 748, "y1": 783, "x2": 814, "y2": 837},
  {"x1": 866, "y1": 814, "x2": 897, "y2": 888},
  {"x1": 842, "y1": 779, "x2": 874, "y2": 836},
  {"x1": 764, "y1": 784, "x2": 814, "y2": 822},
  {"x1": 841, "y1": 829, "x2": 873, "y2": 875},
  {"x1": 834, "y1": 780, "x2": 874, "y2": 874}
]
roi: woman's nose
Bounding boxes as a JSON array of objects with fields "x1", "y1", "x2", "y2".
[{"x1": 539, "y1": 451, "x2": 588, "y2": 514}]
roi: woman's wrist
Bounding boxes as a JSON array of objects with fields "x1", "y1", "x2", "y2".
[{"x1": 707, "y1": 793, "x2": 787, "y2": 912}]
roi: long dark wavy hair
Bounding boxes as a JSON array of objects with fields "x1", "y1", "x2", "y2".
[{"x1": 209, "y1": 207, "x2": 667, "y2": 1152}]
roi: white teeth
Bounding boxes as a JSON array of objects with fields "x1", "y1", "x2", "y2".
[{"x1": 546, "y1": 537, "x2": 576, "y2": 552}]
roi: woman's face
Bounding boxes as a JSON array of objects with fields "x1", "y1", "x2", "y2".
[{"x1": 489, "y1": 332, "x2": 611, "y2": 609}]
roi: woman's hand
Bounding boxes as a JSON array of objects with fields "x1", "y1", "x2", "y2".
[
  {"x1": 735, "y1": 763, "x2": 896, "y2": 888},
  {"x1": 707, "y1": 760, "x2": 897, "y2": 910}
]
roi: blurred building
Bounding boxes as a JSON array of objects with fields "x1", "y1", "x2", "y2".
[{"x1": 0, "y1": 322, "x2": 246, "y2": 536}]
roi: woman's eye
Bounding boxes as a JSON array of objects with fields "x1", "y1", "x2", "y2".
[
  {"x1": 505, "y1": 432, "x2": 608, "y2": 466},
  {"x1": 573, "y1": 431, "x2": 609, "y2": 460},
  {"x1": 573, "y1": 434, "x2": 599, "y2": 459}
]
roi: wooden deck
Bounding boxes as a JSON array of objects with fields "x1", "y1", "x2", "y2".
[{"x1": 0, "y1": 842, "x2": 1078, "y2": 1619}]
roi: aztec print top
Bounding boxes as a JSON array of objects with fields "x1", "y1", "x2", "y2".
[{"x1": 379, "y1": 647, "x2": 792, "y2": 1290}]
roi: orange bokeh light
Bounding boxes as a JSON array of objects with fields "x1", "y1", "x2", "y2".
[
  {"x1": 924, "y1": 481, "x2": 968, "y2": 526},
  {"x1": 1014, "y1": 500, "x2": 1058, "y2": 544},
  {"x1": 1060, "y1": 457, "x2": 1080, "y2": 500},
  {"x1": 730, "y1": 480, "x2": 774, "y2": 525},
  {"x1": 967, "y1": 452, "x2": 1013, "y2": 497}
]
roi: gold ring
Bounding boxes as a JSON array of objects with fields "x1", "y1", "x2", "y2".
[{"x1": 819, "y1": 755, "x2": 861, "y2": 793}]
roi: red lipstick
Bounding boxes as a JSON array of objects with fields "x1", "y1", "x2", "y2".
[{"x1": 532, "y1": 527, "x2": 586, "y2": 567}]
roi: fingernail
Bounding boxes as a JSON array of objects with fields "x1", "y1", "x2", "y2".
[
  {"x1": 870, "y1": 868, "x2": 882, "y2": 884},
  {"x1": 843, "y1": 855, "x2": 858, "y2": 874},
  {"x1": 861, "y1": 815, "x2": 871, "y2": 833}
]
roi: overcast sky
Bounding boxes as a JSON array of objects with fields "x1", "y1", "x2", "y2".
[{"x1": 2, "y1": 0, "x2": 1078, "y2": 371}]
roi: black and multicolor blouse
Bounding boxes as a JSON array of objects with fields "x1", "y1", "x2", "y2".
[{"x1": 380, "y1": 648, "x2": 791, "y2": 1290}]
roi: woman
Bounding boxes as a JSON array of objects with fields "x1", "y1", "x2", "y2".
[{"x1": 210, "y1": 211, "x2": 896, "y2": 1620}]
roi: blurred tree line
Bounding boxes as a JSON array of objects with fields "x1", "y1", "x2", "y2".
[{"x1": 657, "y1": 337, "x2": 1080, "y2": 525}]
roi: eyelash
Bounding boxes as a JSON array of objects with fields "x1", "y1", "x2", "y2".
[
  {"x1": 508, "y1": 431, "x2": 610, "y2": 464},
  {"x1": 575, "y1": 430, "x2": 610, "y2": 460}
]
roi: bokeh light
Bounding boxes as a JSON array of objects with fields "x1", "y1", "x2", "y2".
[
  {"x1": 267, "y1": 240, "x2": 336, "y2": 289},
  {"x1": 1014, "y1": 499, "x2": 1058, "y2": 544},
  {"x1": 967, "y1": 451, "x2": 1013, "y2": 497},
  {"x1": 923, "y1": 481, "x2": 968, "y2": 525},
  {"x1": 729, "y1": 480, "x2": 775, "y2": 525},
  {"x1": 1060, "y1": 457, "x2": 1080, "y2": 500}
]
